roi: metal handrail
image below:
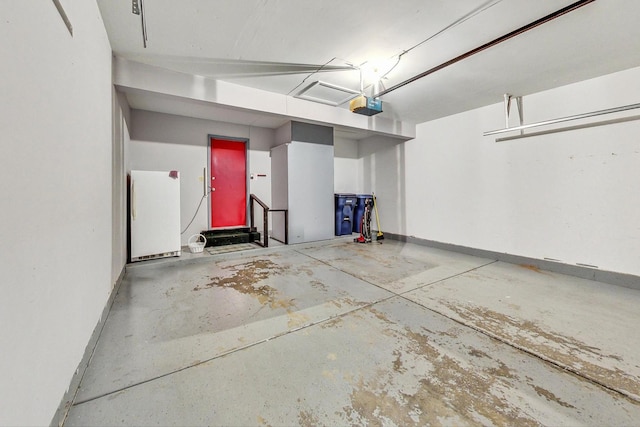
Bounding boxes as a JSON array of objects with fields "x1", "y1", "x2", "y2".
[
  {"x1": 249, "y1": 194, "x2": 269, "y2": 247},
  {"x1": 249, "y1": 194, "x2": 288, "y2": 247},
  {"x1": 269, "y1": 209, "x2": 289, "y2": 245}
]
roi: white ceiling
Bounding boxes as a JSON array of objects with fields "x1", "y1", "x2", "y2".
[{"x1": 98, "y1": 0, "x2": 640, "y2": 138}]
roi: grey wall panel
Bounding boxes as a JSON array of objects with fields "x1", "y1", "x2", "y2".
[{"x1": 291, "y1": 121, "x2": 334, "y2": 146}]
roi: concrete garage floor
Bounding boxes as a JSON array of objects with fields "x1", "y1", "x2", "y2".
[{"x1": 65, "y1": 238, "x2": 640, "y2": 426}]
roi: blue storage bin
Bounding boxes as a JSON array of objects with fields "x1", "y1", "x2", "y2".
[
  {"x1": 334, "y1": 194, "x2": 357, "y2": 236},
  {"x1": 353, "y1": 194, "x2": 373, "y2": 233}
]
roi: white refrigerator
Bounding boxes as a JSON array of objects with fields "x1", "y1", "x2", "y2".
[{"x1": 130, "y1": 170, "x2": 181, "y2": 262}]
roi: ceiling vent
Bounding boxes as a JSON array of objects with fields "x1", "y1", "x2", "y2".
[{"x1": 294, "y1": 81, "x2": 361, "y2": 106}]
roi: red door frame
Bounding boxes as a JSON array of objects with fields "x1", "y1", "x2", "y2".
[{"x1": 208, "y1": 136, "x2": 249, "y2": 229}]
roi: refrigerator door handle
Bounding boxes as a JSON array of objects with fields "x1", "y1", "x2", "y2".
[{"x1": 131, "y1": 179, "x2": 136, "y2": 220}]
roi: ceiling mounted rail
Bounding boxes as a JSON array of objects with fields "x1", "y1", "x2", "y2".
[
  {"x1": 372, "y1": 0, "x2": 596, "y2": 99},
  {"x1": 132, "y1": 0, "x2": 148, "y2": 48},
  {"x1": 52, "y1": 0, "x2": 73, "y2": 36},
  {"x1": 484, "y1": 102, "x2": 640, "y2": 139}
]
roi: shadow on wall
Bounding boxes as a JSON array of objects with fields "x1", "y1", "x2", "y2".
[
  {"x1": 130, "y1": 109, "x2": 277, "y2": 152},
  {"x1": 359, "y1": 136, "x2": 407, "y2": 236}
]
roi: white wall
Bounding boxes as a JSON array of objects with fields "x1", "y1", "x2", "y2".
[
  {"x1": 130, "y1": 110, "x2": 277, "y2": 244},
  {"x1": 288, "y1": 141, "x2": 335, "y2": 243},
  {"x1": 359, "y1": 136, "x2": 407, "y2": 235},
  {"x1": 334, "y1": 137, "x2": 361, "y2": 194},
  {"x1": 0, "y1": 2, "x2": 114, "y2": 425},
  {"x1": 404, "y1": 66, "x2": 640, "y2": 276},
  {"x1": 112, "y1": 90, "x2": 130, "y2": 284}
]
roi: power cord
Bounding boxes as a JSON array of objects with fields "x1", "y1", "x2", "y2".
[{"x1": 181, "y1": 187, "x2": 212, "y2": 235}]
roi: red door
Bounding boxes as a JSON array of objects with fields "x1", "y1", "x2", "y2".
[{"x1": 210, "y1": 138, "x2": 247, "y2": 228}]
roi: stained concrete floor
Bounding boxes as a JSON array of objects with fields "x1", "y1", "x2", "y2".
[{"x1": 64, "y1": 238, "x2": 640, "y2": 426}]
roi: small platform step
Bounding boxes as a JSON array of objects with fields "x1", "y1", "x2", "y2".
[{"x1": 201, "y1": 227, "x2": 261, "y2": 248}]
